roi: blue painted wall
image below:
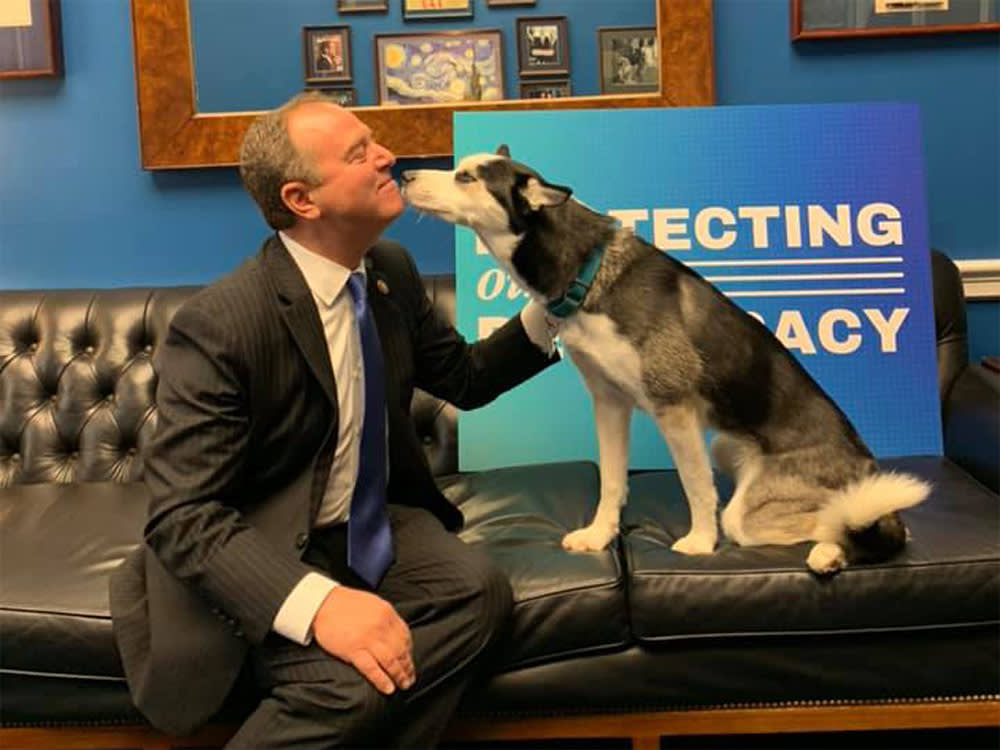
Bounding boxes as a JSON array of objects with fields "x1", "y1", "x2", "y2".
[{"x1": 1, "y1": 0, "x2": 996, "y2": 358}]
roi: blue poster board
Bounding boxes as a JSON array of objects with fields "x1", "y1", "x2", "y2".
[{"x1": 452, "y1": 104, "x2": 942, "y2": 471}]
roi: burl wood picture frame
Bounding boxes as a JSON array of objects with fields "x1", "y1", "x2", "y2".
[{"x1": 129, "y1": 0, "x2": 715, "y2": 169}]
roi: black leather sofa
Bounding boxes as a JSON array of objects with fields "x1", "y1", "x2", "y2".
[{"x1": 1, "y1": 251, "x2": 998, "y2": 749}]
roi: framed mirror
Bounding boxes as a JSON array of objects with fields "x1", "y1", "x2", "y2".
[{"x1": 130, "y1": 0, "x2": 714, "y2": 169}]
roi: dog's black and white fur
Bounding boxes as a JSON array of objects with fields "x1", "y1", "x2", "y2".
[{"x1": 401, "y1": 148, "x2": 930, "y2": 574}]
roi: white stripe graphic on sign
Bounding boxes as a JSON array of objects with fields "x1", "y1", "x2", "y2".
[
  {"x1": 725, "y1": 288, "x2": 906, "y2": 298},
  {"x1": 687, "y1": 256, "x2": 904, "y2": 268},
  {"x1": 706, "y1": 272, "x2": 905, "y2": 283}
]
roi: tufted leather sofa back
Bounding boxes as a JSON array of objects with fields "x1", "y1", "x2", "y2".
[
  {"x1": 0, "y1": 255, "x2": 966, "y2": 489},
  {"x1": 0, "y1": 277, "x2": 457, "y2": 488},
  {"x1": 0, "y1": 288, "x2": 196, "y2": 486}
]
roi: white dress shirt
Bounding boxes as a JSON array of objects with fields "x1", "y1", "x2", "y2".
[
  {"x1": 271, "y1": 232, "x2": 366, "y2": 645},
  {"x1": 271, "y1": 233, "x2": 557, "y2": 645}
]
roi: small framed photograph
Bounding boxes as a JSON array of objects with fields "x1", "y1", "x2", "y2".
[
  {"x1": 519, "y1": 79, "x2": 571, "y2": 99},
  {"x1": 487, "y1": 0, "x2": 535, "y2": 6},
  {"x1": 337, "y1": 0, "x2": 388, "y2": 12},
  {"x1": 307, "y1": 87, "x2": 357, "y2": 106},
  {"x1": 303, "y1": 25, "x2": 352, "y2": 84},
  {"x1": 374, "y1": 30, "x2": 504, "y2": 105},
  {"x1": 516, "y1": 16, "x2": 569, "y2": 77},
  {"x1": 597, "y1": 26, "x2": 658, "y2": 95},
  {"x1": 402, "y1": 0, "x2": 473, "y2": 21}
]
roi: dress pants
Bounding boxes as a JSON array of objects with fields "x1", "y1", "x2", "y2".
[{"x1": 226, "y1": 504, "x2": 514, "y2": 749}]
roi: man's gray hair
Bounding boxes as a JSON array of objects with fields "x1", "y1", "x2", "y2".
[{"x1": 239, "y1": 91, "x2": 335, "y2": 231}]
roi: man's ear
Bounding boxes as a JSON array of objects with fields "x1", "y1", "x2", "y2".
[
  {"x1": 496, "y1": 144, "x2": 511, "y2": 158},
  {"x1": 520, "y1": 177, "x2": 572, "y2": 211},
  {"x1": 280, "y1": 181, "x2": 320, "y2": 221}
]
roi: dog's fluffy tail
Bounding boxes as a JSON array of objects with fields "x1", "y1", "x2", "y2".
[{"x1": 813, "y1": 472, "x2": 930, "y2": 568}]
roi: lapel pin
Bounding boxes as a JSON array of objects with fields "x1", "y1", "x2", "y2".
[{"x1": 376, "y1": 279, "x2": 390, "y2": 295}]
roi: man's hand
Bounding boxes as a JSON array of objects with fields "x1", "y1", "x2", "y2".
[
  {"x1": 520, "y1": 298, "x2": 560, "y2": 356},
  {"x1": 312, "y1": 586, "x2": 415, "y2": 695}
]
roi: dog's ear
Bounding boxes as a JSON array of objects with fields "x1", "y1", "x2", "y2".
[
  {"x1": 496, "y1": 144, "x2": 511, "y2": 158},
  {"x1": 520, "y1": 177, "x2": 572, "y2": 211}
]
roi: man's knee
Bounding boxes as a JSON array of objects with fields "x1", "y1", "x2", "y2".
[
  {"x1": 463, "y1": 553, "x2": 515, "y2": 648},
  {"x1": 275, "y1": 678, "x2": 392, "y2": 745}
]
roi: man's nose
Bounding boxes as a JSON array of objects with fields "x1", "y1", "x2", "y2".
[{"x1": 375, "y1": 143, "x2": 396, "y2": 167}]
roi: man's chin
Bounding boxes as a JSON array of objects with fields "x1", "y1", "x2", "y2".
[{"x1": 381, "y1": 191, "x2": 406, "y2": 221}]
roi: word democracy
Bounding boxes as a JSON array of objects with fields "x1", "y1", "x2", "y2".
[
  {"x1": 477, "y1": 307, "x2": 909, "y2": 356},
  {"x1": 608, "y1": 202, "x2": 903, "y2": 251}
]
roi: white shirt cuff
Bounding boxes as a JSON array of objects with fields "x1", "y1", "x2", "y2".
[
  {"x1": 272, "y1": 572, "x2": 339, "y2": 646},
  {"x1": 520, "y1": 300, "x2": 558, "y2": 356}
]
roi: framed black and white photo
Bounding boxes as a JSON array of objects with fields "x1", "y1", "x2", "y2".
[
  {"x1": 337, "y1": 0, "x2": 388, "y2": 13},
  {"x1": 597, "y1": 26, "x2": 658, "y2": 94},
  {"x1": 519, "y1": 79, "x2": 570, "y2": 99},
  {"x1": 303, "y1": 25, "x2": 352, "y2": 84},
  {"x1": 516, "y1": 16, "x2": 569, "y2": 77},
  {"x1": 307, "y1": 86, "x2": 357, "y2": 106}
]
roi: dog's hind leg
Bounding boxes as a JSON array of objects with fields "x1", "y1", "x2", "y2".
[
  {"x1": 562, "y1": 389, "x2": 632, "y2": 552},
  {"x1": 655, "y1": 405, "x2": 718, "y2": 555}
]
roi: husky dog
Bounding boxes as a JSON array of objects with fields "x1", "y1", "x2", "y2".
[{"x1": 401, "y1": 147, "x2": 930, "y2": 574}]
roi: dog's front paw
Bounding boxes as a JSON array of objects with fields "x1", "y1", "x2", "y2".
[
  {"x1": 562, "y1": 524, "x2": 615, "y2": 552},
  {"x1": 671, "y1": 531, "x2": 717, "y2": 556},
  {"x1": 806, "y1": 542, "x2": 846, "y2": 575}
]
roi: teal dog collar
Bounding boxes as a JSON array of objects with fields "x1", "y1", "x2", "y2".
[{"x1": 545, "y1": 249, "x2": 603, "y2": 319}]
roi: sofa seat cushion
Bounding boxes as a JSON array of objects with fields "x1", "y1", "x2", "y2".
[
  {"x1": 0, "y1": 481, "x2": 146, "y2": 682},
  {"x1": 623, "y1": 457, "x2": 1000, "y2": 643},
  {"x1": 442, "y1": 461, "x2": 631, "y2": 669}
]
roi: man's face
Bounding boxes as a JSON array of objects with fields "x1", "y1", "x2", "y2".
[{"x1": 288, "y1": 102, "x2": 404, "y2": 231}]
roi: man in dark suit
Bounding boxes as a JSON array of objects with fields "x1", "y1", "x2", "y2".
[
  {"x1": 315, "y1": 39, "x2": 341, "y2": 74},
  {"x1": 110, "y1": 91, "x2": 559, "y2": 748}
]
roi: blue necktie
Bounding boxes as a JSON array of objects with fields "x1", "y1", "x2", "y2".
[{"x1": 346, "y1": 272, "x2": 394, "y2": 588}]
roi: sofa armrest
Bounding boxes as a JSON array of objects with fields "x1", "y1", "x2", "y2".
[{"x1": 943, "y1": 362, "x2": 1000, "y2": 494}]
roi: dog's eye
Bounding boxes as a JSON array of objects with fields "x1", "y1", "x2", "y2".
[{"x1": 455, "y1": 172, "x2": 476, "y2": 184}]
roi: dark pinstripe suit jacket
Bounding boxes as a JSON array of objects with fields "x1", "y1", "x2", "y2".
[{"x1": 109, "y1": 236, "x2": 556, "y2": 735}]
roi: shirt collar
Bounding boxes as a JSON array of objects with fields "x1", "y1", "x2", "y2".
[{"x1": 279, "y1": 231, "x2": 365, "y2": 308}]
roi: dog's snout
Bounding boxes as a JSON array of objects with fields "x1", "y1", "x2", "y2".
[{"x1": 400, "y1": 171, "x2": 416, "y2": 184}]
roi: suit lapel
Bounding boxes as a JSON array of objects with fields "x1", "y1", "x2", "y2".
[{"x1": 262, "y1": 236, "x2": 338, "y2": 406}]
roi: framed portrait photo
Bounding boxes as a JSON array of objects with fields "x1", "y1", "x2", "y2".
[
  {"x1": 519, "y1": 79, "x2": 570, "y2": 99},
  {"x1": 307, "y1": 87, "x2": 357, "y2": 106},
  {"x1": 374, "y1": 29, "x2": 504, "y2": 105},
  {"x1": 303, "y1": 25, "x2": 352, "y2": 84},
  {"x1": 597, "y1": 26, "x2": 658, "y2": 95},
  {"x1": 516, "y1": 16, "x2": 569, "y2": 77},
  {"x1": 337, "y1": 0, "x2": 388, "y2": 12},
  {"x1": 402, "y1": 0, "x2": 473, "y2": 21}
]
